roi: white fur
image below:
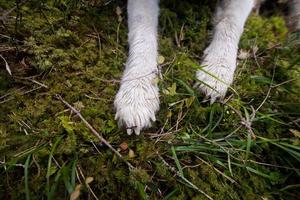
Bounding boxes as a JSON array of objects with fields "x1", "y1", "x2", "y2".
[
  {"x1": 114, "y1": 0, "x2": 160, "y2": 135},
  {"x1": 195, "y1": 0, "x2": 255, "y2": 103},
  {"x1": 115, "y1": 0, "x2": 296, "y2": 135}
]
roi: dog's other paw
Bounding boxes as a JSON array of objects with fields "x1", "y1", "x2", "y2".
[
  {"x1": 114, "y1": 75, "x2": 159, "y2": 135},
  {"x1": 195, "y1": 59, "x2": 235, "y2": 103}
]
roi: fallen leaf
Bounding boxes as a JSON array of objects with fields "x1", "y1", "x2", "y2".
[
  {"x1": 119, "y1": 142, "x2": 128, "y2": 151},
  {"x1": 116, "y1": 6, "x2": 122, "y2": 16},
  {"x1": 238, "y1": 49, "x2": 250, "y2": 60},
  {"x1": 129, "y1": 149, "x2": 135, "y2": 158},
  {"x1": 20, "y1": 57, "x2": 29, "y2": 68},
  {"x1": 116, "y1": 6, "x2": 123, "y2": 22},
  {"x1": 73, "y1": 101, "x2": 85, "y2": 111},
  {"x1": 158, "y1": 55, "x2": 165, "y2": 64},
  {"x1": 85, "y1": 177, "x2": 94, "y2": 185},
  {"x1": 0, "y1": 54, "x2": 11, "y2": 75},
  {"x1": 290, "y1": 129, "x2": 300, "y2": 138},
  {"x1": 70, "y1": 184, "x2": 82, "y2": 200},
  {"x1": 70, "y1": 190, "x2": 80, "y2": 200}
]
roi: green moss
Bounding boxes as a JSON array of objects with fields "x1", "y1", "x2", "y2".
[
  {"x1": 0, "y1": 1, "x2": 299, "y2": 199},
  {"x1": 241, "y1": 15, "x2": 288, "y2": 49}
]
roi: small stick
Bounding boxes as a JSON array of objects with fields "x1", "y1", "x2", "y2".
[
  {"x1": 0, "y1": 160, "x2": 25, "y2": 168},
  {"x1": 255, "y1": 66, "x2": 276, "y2": 112},
  {"x1": 77, "y1": 165, "x2": 99, "y2": 200},
  {"x1": 15, "y1": 77, "x2": 49, "y2": 89},
  {"x1": 55, "y1": 94, "x2": 134, "y2": 169},
  {"x1": 196, "y1": 156, "x2": 236, "y2": 184},
  {"x1": 223, "y1": 102, "x2": 256, "y2": 139},
  {"x1": 158, "y1": 154, "x2": 213, "y2": 200},
  {"x1": 93, "y1": 25, "x2": 102, "y2": 57},
  {"x1": 0, "y1": 0, "x2": 28, "y2": 22},
  {"x1": 0, "y1": 54, "x2": 12, "y2": 75}
]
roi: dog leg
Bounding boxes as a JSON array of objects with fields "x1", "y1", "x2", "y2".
[
  {"x1": 114, "y1": 0, "x2": 160, "y2": 135},
  {"x1": 196, "y1": 0, "x2": 255, "y2": 103}
]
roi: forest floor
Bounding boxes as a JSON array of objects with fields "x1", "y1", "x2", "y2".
[{"x1": 0, "y1": 0, "x2": 300, "y2": 199}]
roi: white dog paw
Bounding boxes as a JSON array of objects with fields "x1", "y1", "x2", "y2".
[
  {"x1": 114, "y1": 75, "x2": 159, "y2": 135},
  {"x1": 195, "y1": 60, "x2": 235, "y2": 103}
]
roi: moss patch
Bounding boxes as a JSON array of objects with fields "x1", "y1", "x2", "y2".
[{"x1": 0, "y1": 1, "x2": 299, "y2": 199}]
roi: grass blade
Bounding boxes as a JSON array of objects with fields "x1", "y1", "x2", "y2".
[
  {"x1": 171, "y1": 145, "x2": 184, "y2": 177},
  {"x1": 47, "y1": 136, "x2": 63, "y2": 200},
  {"x1": 24, "y1": 154, "x2": 31, "y2": 200},
  {"x1": 245, "y1": 132, "x2": 252, "y2": 160},
  {"x1": 71, "y1": 158, "x2": 77, "y2": 189}
]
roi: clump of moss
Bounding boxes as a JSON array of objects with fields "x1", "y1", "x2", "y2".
[
  {"x1": 1, "y1": 1, "x2": 299, "y2": 200},
  {"x1": 241, "y1": 15, "x2": 288, "y2": 49}
]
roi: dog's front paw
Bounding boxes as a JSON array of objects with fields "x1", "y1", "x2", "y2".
[
  {"x1": 114, "y1": 75, "x2": 159, "y2": 135},
  {"x1": 195, "y1": 59, "x2": 235, "y2": 103}
]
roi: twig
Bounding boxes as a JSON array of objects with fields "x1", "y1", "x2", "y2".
[
  {"x1": 0, "y1": 54, "x2": 12, "y2": 75},
  {"x1": 55, "y1": 94, "x2": 134, "y2": 169},
  {"x1": 223, "y1": 102, "x2": 256, "y2": 139},
  {"x1": 0, "y1": 46, "x2": 16, "y2": 52},
  {"x1": 90, "y1": 141, "x2": 102, "y2": 154},
  {"x1": 196, "y1": 156, "x2": 236, "y2": 184},
  {"x1": 256, "y1": 60, "x2": 276, "y2": 112},
  {"x1": 15, "y1": 77, "x2": 49, "y2": 89},
  {"x1": 77, "y1": 165, "x2": 99, "y2": 200},
  {"x1": 0, "y1": 0, "x2": 28, "y2": 22},
  {"x1": 0, "y1": 160, "x2": 25, "y2": 168},
  {"x1": 29, "y1": 79, "x2": 48, "y2": 88},
  {"x1": 84, "y1": 94, "x2": 109, "y2": 101},
  {"x1": 271, "y1": 78, "x2": 297, "y2": 88},
  {"x1": 51, "y1": 155, "x2": 61, "y2": 169},
  {"x1": 0, "y1": 86, "x2": 44, "y2": 104},
  {"x1": 248, "y1": 159, "x2": 300, "y2": 170},
  {"x1": 93, "y1": 25, "x2": 102, "y2": 57},
  {"x1": 32, "y1": 155, "x2": 41, "y2": 178},
  {"x1": 288, "y1": 118, "x2": 300, "y2": 128},
  {"x1": 158, "y1": 154, "x2": 213, "y2": 200}
]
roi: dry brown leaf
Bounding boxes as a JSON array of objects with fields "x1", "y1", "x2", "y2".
[
  {"x1": 73, "y1": 101, "x2": 85, "y2": 111},
  {"x1": 20, "y1": 57, "x2": 29, "y2": 68},
  {"x1": 85, "y1": 177, "x2": 94, "y2": 185},
  {"x1": 70, "y1": 190, "x2": 80, "y2": 200},
  {"x1": 119, "y1": 142, "x2": 128, "y2": 151},
  {"x1": 290, "y1": 129, "x2": 300, "y2": 138},
  {"x1": 116, "y1": 6, "x2": 123, "y2": 22},
  {"x1": 238, "y1": 49, "x2": 250, "y2": 60},
  {"x1": 128, "y1": 149, "x2": 135, "y2": 158},
  {"x1": 116, "y1": 6, "x2": 122, "y2": 16},
  {"x1": 70, "y1": 184, "x2": 82, "y2": 200},
  {"x1": 0, "y1": 54, "x2": 11, "y2": 75},
  {"x1": 158, "y1": 55, "x2": 165, "y2": 64}
]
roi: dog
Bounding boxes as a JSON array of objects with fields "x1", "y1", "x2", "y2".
[{"x1": 114, "y1": 0, "x2": 300, "y2": 135}]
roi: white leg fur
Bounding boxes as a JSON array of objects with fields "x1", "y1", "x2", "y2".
[
  {"x1": 114, "y1": 0, "x2": 160, "y2": 135},
  {"x1": 196, "y1": 0, "x2": 255, "y2": 103}
]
